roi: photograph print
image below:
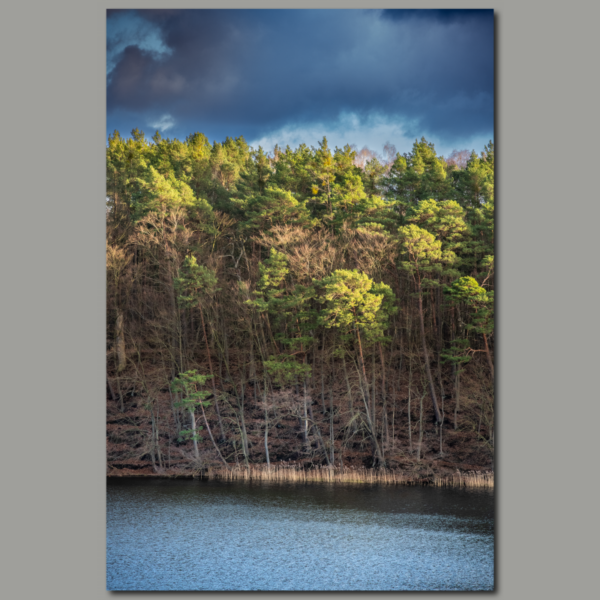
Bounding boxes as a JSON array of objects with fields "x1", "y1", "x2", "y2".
[{"x1": 106, "y1": 8, "x2": 495, "y2": 591}]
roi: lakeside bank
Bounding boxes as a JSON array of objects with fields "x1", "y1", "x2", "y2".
[{"x1": 107, "y1": 463, "x2": 494, "y2": 489}]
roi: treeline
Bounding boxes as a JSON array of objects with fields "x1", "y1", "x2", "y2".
[{"x1": 106, "y1": 130, "x2": 494, "y2": 473}]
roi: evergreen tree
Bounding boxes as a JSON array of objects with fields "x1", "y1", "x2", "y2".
[
  {"x1": 398, "y1": 224, "x2": 449, "y2": 424},
  {"x1": 444, "y1": 276, "x2": 494, "y2": 380},
  {"x1": 316, "y1": 269, "x2": 395, "y2": 465},
  {"x1": 106, "y1": 129, "x2": 495, "y2": 475},
  {"x1": 240, "y1": 186, "x2": 313, "y2": 236}
]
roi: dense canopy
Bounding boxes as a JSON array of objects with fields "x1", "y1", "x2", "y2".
[{"x1": 106, "y1": 131, "x2": 494, "y2": 475}]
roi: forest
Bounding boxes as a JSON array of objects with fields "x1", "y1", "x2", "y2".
[{"x1": 106, "y1": 130, "x2": 494, "y2": 483}]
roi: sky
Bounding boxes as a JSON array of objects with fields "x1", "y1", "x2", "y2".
[{"x1": 107, "y1": 9, "x2": 494, "y2": 159}]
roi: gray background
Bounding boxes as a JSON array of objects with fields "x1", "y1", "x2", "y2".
[{"x1": 2, "y1": 0, "x2": 598, "y2": 598}]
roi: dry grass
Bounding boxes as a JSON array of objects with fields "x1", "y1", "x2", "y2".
[{"x1": 206, "y1": 464, "x2": 494, "y2": 489}]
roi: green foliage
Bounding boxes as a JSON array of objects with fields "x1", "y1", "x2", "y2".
[
  {"x1": 263, "y1": 355, "x2": 312, "y2": 386},
  {"x1": 333, "y1": 144, "x2": 359, "y2": 184},
  {"x1": 364, "y1": 281, "x2": 398, "y2": 343},
  {"x1": 174, "y1": 255, "x2": 219, "y2": 309},
  {"x1": 107, "y1": 129, "x2": 495, "y2": 469},
  {"x1": 252, "y1": 249, "x2": 316, "y2": 333},
  {"x1": 407, "y1": 199, "x2": 467, "y2": 248},
  {"x1": 470, "y1": 290, "x2": 494, "y2": 336},
  {"x1": 106, "y1": 129, "x2": 151, "y2": 221},
  {"x1": 250, "y1": 248, "x2": 317, "y2": 377},
  {"x1": 398, "y1": 224, "x2": 443, "y2": 279},
  {"x1": 240, "y1": 146, "x2": 272, "y2": 194},
  {"x1": 316, "y1": 269, "x2": 396, "y2": 343},
  {"x1": 318, "y1": 269, "x2": 380, "y2": 329},
  {"x1": 331, "y1": 172, "x2": 367, "y2": 215},
  {"x1": 449, "y1": 142, "x2": 494, "y2": 274},
  {"x1": 176, "y1": 427, "x2": 204, "y2": 444},
  {"x1": 444, "y1": 275, "x2": 488, "y2": 304},
  {"x1": 132, "y1": 165, "x2": 213, "y2": 222},
  {"x1": 171, "y1": 370, "x2": 214, "y2": 425},
  {"x1": 240, "y1": 186, "x2": 313, "y2": 234},
  {"x1": 249, "y1": 248, "x2": 290, "y2": 314},
  {"x1": 482, "y1": 254, "x2": 494, "y2": 271},
  {"x1": 453, "y1": 143, "x2": 494, "y2": 208},
  {"x1": 354, "y1": 195, "x2": 401, "y2": 232},
  {"x1": 444, "y1": 276, "x2": 494, "y2": 336},
  {"x1": 404, "y1": 199, "x2": 467, "y2": 278},
  {"x1": 461, "y1": 196, "x2": 494, "y2": 273},
  {"x1": 440, "y1": 337, "x2": 472, "y2": 370},
  {"x1": 271, "y1": 143, "x2": 314, "y2": 199},
  {"x1": 361, "y1": 157, "x2": 387, "y2": 198},
  {"x1": 381, "y1": 138, "x2": 451, "y2": 206},
  {"x1": 209, "y1": 141, "x2": 241, "y2": 192}
]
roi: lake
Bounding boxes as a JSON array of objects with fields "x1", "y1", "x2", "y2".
[{"x1": 107, "y1": 478, "x2": 494, "y2": 591}]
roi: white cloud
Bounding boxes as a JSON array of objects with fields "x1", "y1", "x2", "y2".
[
  {"x1": 249, "y1": 111, "x2": 411, "y2": 156},
  {"x1": 107, "y1": 11, "x2": 173, "y2": 75},
  {"x1": 249, "y1": 111, "x2": 491, "y2": 159},
  {"x1": 148, "y1": 114, "x2": 175, "y2": 133}
]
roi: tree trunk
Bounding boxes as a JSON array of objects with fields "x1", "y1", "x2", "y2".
[
  {"x1": 321, "y1": 337, "x2": 326, "y2": 414},
  {"x1": 371, "y1": 348, "x2": 377, "y2": 439},
  {"x1": 342, "y1": 354, "x2": 355, "y2": 433},
  {"x1": 483, "y1": 332, "x2": 494, "y2": 380},
  {"x1": 167, "y1": 267, "x2": 181, "y2": 378},
  {"x1": 106, "y1": 376, "x2": 116, "y2": 402},
  {"x1": 302, "y1": 373, "x2": 309, "y2": 447},
  {"x1": 408, "y1": 356, "x2": 413, "y2": 454},
  {"x1": 329, "y1": 375, "x2": 335, "y2": 465},
  {"x1": 417, "y1": 389, "x2": 424, "y2": 462},
  {"x1": 417, "y1": 284, "x2": 442, "y2": 423},
  {"x1": 378, "y1": 342, "x2": 389, "y2": 449},
  {"x1": 115, "y1": 311, "x2": 126, "y2": 373},
  {"x1": 355, "y1": 326, "x2": 385, "y2": 467},
  {"x1": 308, "y1": 401, "x2": 332, "y2": 466},
  {"x1": 199, "y1": 302, "x2": 225, "y2": 440},
  {"x1": 239, "y1": 358, "x2": 250, "y2": 467},
  {"x1": 198, "y1": 399, "x2": 228, "y2": 467},
  {"x1": 454, "y1": 363, "x2": 460, "y2": 430},
  {"x1": 263, "y1": 380, "x2": 270, "y2": 468},
  {"x1": 189, "y1": 408, "x2": 200, "y2": 460},
  {"x1": 150, "y1": 407, "x2": 163, "y2": 471}
]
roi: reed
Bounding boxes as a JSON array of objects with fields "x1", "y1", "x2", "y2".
[{"x1": 205, "y1": 464, "x2": 494, "y2": 489}]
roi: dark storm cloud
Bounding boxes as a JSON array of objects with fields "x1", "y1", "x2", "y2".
[
  {"x1": 107, "y1": 9, "x2": 494, "y2": 149},
  {"x1": 380, "y1": 9, "x2": 493, "y2": 24}
]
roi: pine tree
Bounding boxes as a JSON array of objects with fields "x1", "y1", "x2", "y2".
[{"x1": 398, "y1": 224, "x2": 448, "y2": 423}]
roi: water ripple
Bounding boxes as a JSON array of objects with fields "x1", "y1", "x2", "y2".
[{"x1": 107, "y1": 479, "x2": 494, "y2": 591}]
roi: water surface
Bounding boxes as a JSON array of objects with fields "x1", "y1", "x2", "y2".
[{"x1": 107, "y1": 478, "x2": 494, "y2": 591}]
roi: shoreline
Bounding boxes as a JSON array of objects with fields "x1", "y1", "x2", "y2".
[{"x1": 107, "y1": 464, "x2": 494, "y2": 489}]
